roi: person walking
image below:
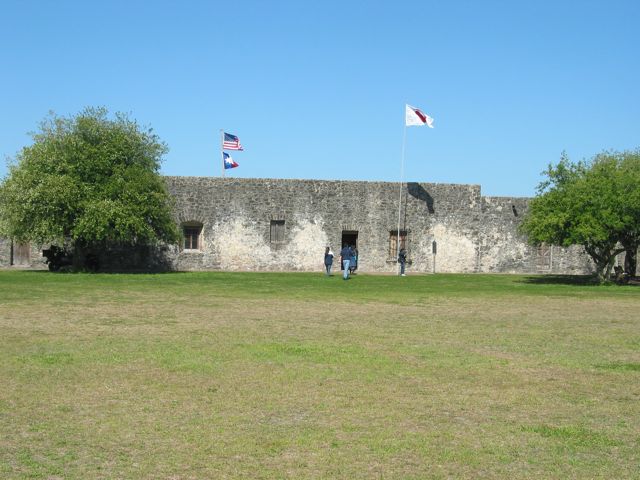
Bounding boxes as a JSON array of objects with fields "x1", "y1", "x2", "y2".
[
  {"x1": 324, "y1": 246, "x2": 334, "y2": 276},
  {"x1": 398, "y1": 247, "x2": 407, "y2": 276},
  {"x1": 349, "y1": 246, "x2": 358, "y2": 275},
  {"x1": 340, "y1": 244, "x2": 353, "y2": 280}
]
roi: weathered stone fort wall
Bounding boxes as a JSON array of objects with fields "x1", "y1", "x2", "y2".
[
  {"x1": 166, "y1": 176, "x2": 594, "y2": 274},
  {"x1": 0, "y1": 176, "x2": 599, "y2": 273}
]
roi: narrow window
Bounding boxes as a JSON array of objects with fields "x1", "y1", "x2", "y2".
[
  {"x1": 182, "y1": 224, "x2": 203, "y2": 250},
  {"x1": 389, "y1": 230, "x2": 407, "y2": 259},
  {"x1": 270, "y1": 220, "x2": 285, "y2": 244},
  {"x1": 536, "y1": 244, "x2": 551, "y2": 271}
]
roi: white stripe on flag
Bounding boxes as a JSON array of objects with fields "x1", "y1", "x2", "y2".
[{"x1": 406, "y1": 104, "x2": 434, "y2": 128}]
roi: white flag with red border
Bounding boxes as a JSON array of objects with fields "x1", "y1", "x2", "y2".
[{"x1": 405, "y1": 104, "x2": 434, "y2": 128}]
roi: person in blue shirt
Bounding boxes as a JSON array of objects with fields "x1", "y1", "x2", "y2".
[
  {"x1": 349, "y1": 246, "x2": 358, "y2": 275},
  {"x1": 340, "y1": 244, "x2": 353, "y2": 280}
]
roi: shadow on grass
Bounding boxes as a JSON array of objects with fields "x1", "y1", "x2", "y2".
[
  {"x1": 521, "y1": 274, "x2": 640, "y2": 287},
  {"x1": 519, "y1": 275, "x2": 601, "y2": 286},
  {"x1": 14, "y1": 269, "x2": 192, "y2": 275}
]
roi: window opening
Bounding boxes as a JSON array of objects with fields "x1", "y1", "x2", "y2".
[
  {"x1": 389, "y1": 231, "x2": 407, "y2": 259},
  {"x1": 270, "y1": 220, "x2": 285, "y2": 244},
  {"x1": 183, "y1": 224, "x2": 203, "y2": 250}
]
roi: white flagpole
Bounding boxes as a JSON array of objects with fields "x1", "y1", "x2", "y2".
[
  {"x1": 396, "y1": 122, "x2": 407, "y2": 275},
  {"x1": 220, "y1": 129, "x2": 225, "y2": 178}
]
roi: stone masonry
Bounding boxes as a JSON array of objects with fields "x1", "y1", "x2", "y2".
[
  {"x1": 0, "y1": 176, "x2": 603, "y2": 274},
  {"x1": 165, "y1": 176, "x2": 594, "y2": 274}
]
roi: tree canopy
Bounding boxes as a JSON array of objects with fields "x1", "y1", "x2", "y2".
[
  {"x1": 520, "y1": 150, "x2": 640, "y2": 282},
  {"x1": 0, "y1": 107, "x2": 179, "y2": 269}
]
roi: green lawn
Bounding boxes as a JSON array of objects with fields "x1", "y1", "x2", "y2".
[{"x1": 0, "y1": 271, "x2": 638, "y2": 479}]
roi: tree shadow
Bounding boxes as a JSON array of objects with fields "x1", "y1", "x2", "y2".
[
  {"x1": 518, "y1": 275, "x2": 601, "y2": 286},
  {"x1": 38, "y1": 243, "x2": 180, "y2": 273},
  {"x1": 16, "y1": 269, "x2": 191, "y2": 275}
]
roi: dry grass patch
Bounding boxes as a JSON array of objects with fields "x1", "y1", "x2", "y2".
[{"x1": 0, "y1": 272, "x2": 638, "y2": 479}]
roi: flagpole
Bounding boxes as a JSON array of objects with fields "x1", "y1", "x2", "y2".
[
  {"x1": 396, "y1": 123, "x2": 407, "y2": 275},
  {"x1": 220, "y1": 129, "x2": 225, "y2": 178}
]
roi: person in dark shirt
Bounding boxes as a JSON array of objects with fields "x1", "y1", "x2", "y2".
[
  {"x1": 324, "y1": 247, "x2": 334, "y2": 276},
  {"x1": 398, "y1": 248, "x2": 407, "y2": 276}
]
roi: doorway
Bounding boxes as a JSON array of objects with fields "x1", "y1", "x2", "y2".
[
  {"x1": 11, "y1": 242, "x2": 30, "y2": 266},
  {"x1": 341, "y1": 230, "x2": 359, "y2": 272},
  {"x1": 341, "y1": 230, "x2": 358, "y2": 249}
]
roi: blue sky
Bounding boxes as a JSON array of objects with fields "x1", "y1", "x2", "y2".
[{"x1": 1, "y1": 0, "x2": 638, "y2": 196}]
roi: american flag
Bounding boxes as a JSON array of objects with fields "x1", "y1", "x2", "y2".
[{"x1": 222, "y1": 132, "x2": 244, "y2": 151}]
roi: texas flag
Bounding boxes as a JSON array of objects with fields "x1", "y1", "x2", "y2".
[
  {"x1": 405, "y1": 104, "x2": 434, "y2": 128},
  {"x1": 223, "y1": 152, "x2": 239, "y2": 169}
]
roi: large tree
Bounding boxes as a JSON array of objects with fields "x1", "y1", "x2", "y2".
[
  {"x1": 617, "y1": 152, "x2": 640, "y2": 275},
  {"x1": 520, "y1": 150, "x2": 640, "y2": 283},
  {"x1": 0, "y1": 107, "x2": 179, "y2": 270}
]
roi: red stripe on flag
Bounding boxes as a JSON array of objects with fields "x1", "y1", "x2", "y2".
[
  {"x1": 413, "y1": 108, "x2": 427, "y2": 124},
  {"x1": 223, "y1": 142, "x2": 243, "y2": 151}
]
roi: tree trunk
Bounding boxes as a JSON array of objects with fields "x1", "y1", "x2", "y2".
[
  {"x1": 71, "y1": 243, "x2": 100, "y2": 272},
  {"x1": 624, "y1": 246, "x2": 638, "y2": 276},
  {"x1": 585, "y1": 243, "x2": 624, "y2": 284},
  {"x1": 595, "y1": 257, "x2": 614, "y2": 284}
]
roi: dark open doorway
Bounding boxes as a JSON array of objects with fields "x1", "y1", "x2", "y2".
[
  {"x1": 341, "y1": 230, "x2": 359, "y2": 273},
  {"x1": 341, "y1": 230, "x2": 358, "y2": 249}
]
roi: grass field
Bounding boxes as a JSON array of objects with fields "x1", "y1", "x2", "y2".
[{"x1": 0, "y1": 271, "x2": 639, "y2": 479}]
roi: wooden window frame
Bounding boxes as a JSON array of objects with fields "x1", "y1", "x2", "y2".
[
  {"x1": 182, "y1": 224, "x2": 203, "y2": 251},
  {"x1": 389, "y1": 230, "x2": 408, "y2": 260},
  {"x1": 270, "y1": 220, "x2": 286, "y2": 244}
]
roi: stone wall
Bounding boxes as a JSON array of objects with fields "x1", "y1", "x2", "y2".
[
  {"x1": 0, "y1": 238, "x2": 10, "y2": 267},
  {"x1": 0, "y1": 176, "x2": 612, "y2": 274},
  {"x1": 0, "y1": 238, "x2": 47, "y2": 270},
  {"x1": 165, "y1": 176, "x2": 595, "y2": 274}
]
